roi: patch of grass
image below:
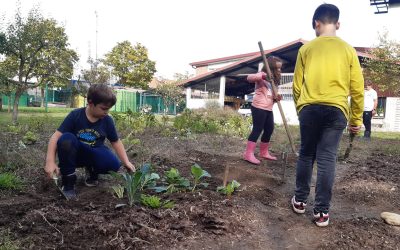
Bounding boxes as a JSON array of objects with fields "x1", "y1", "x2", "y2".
[
  {"x1": 0, "y1": 110, "x2": 67, "y2": 128},
  {"x1": 1, "y1": 106, "x2": 73, "y2": 113},
  {"x1": 0, "y1": 173, "x2": 23, "y2": 190},
  {"x1": 372, "y1": 131, "x2": 400, "y2": 140},
  {"x1": 0, "y1": 229, "x2": 19, "y2": 250},
  {"x1": 377, "y1": 144, "x2": 400, "y2": 155}
]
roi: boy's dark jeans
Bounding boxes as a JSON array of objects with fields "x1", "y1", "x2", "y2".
[
  {"x1": 57, "y1": 132, "x2": 121, "y2": 176},
  {"x1": 295, "y1": 105, "x2": 347, "y2": 213},
  {"x1": 363, "y1": 111, "x2": 372, "y2": 136}
]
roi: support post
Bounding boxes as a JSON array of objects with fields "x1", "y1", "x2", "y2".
[
  {"x1": 45, "y1": 82, "x2": 48, "y2": 113},
  {"x1": 219, "y1": 75, "x2": 226, "y2": 107}
]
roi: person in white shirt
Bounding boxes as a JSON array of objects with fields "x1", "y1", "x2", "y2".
[{"x1": 363, "y1": 80, "x2": 378, "y2": 139}]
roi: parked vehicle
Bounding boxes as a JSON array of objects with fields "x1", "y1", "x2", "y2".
[{"x1": 238, "y1": 102, "x2": 252, "y2": 116}]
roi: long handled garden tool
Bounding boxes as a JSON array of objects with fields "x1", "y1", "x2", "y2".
[
  {"x1": 53, "y1": 175, "x2": 69, "y2": 200},
  {"x1": 258, "y1": 41, "x2": 297, "y2": 156},
  {"x1": 343, "y1": 132, "x2": 355, "y2": 160}
]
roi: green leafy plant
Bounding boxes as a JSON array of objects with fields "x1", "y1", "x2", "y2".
[
  {"x1": 153, "y1": 167, "x2": 190, "y2": 193},
  {"x1": 140, "y1": 194, "x2": 175, "y2": 209},
  {"x1": 217, "y1": 180, "x2": 241, "y2": 196},
  {"x1": 111, "y1": 171, "x2": 143, "y2": 206},
  {"x1": 139, "y1": 164, "x2": 160, "y2": 190},
  {"x1": 0, "y1": 173, "x2": 23, "y2": 190},
  {"x1": 191, "y1": 164, "x2": 211, "y2": 192},
  {"x1": 5, "y1": 125, "x2": 22, "y2": 133},
  {"x1": 111, "y1": 184, "x2": 125, "y2": 199},
  {"x1": 22, "y1": 131, "x2": 38, "y2": 145},
  {"x1": 111, "y1": 164, "x2": 160, "y2": 206}
]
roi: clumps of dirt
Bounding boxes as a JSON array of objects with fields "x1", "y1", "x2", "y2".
[
  {"x1": 320, "y1": 217, "x2": 400, "y2": 249},
  {"x1": 347, "y1": 153, "x2": 400, "y2": 184},
  {"x1": 337, "y1": 179, "x2": 398, "y2": 207},
  {"x1": 337, "y1": 153, "x2": 400, "y2": 208},
  {"x1": 6, "y1": 188, "x2": 249, "y2": 249}
]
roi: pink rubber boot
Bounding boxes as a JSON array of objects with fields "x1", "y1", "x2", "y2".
[
  {"x1": 260, "y1": 142, "x2": 277, "y2": 161},
  {"x1": 243, "y1": 141, "x2": 261, "y2": 165}
]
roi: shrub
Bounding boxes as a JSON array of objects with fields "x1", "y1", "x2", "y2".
[
  {"x1": 22, "y1": 131, "x2": 38, "y2": 145},
  {"x1": 173, "y1": 107, "x2": 251, "y2": 137}
]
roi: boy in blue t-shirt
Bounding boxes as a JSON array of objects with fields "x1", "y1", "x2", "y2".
[{"x1": 44, "y1": 84, "x2": 135, "y2": 199}]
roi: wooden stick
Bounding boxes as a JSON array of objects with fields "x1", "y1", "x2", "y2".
[
  {"x1": 258, "y1": 41, "x2": 297, "y2": 155},
  {"x1": 222, "y1": 165, "x2": 230, "y2": 187}
]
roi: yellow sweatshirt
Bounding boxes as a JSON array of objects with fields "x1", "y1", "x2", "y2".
[{"x1": 293, "y1": 36, "x2": 364, "y2": 126}]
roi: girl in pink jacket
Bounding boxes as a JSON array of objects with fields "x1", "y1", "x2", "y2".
[{"x1": 243, "y1": 56, "x2": 282, "y2": 164}]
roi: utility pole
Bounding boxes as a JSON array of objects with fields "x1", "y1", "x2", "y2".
[{"x1": 95, "y1": 10, "x2": 98, "y2": 61}]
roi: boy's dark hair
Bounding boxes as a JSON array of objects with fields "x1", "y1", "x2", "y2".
[
  {"x1": 365, "y1": 79, "x2": 373, "y2": 86},
  {"x1": 87, "y1": 83, "x2": 117, "y2": 106},
  {"x1": 312, "y1": 3, "x2": 340, "y2": 29}
]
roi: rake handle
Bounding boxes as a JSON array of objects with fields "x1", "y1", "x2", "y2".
[{"x1": 258, "y1": 41, "x2": 297, "y2": 155}]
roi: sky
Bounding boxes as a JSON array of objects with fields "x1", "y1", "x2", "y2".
[{"x1": 1, "y1": 0, "x2": 400, "y2": 79}]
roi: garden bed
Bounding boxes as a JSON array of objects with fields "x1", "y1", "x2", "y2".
[{"x1": 1, "y1": 112, "x2": 399, "y2": 249}]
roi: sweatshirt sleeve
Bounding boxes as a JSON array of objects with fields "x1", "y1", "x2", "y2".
[
  {"x1": 292, "y1": 50, "x2": 304, "y2": 106},
  {"x1": 349, "y1": 50, "x2": 364, "y2": 126},
  {"x1": 247, "y1": 72, "x2": 266, "y2": 83}
]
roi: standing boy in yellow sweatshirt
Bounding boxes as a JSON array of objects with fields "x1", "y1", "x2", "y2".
[{"x1": 291, "y1": 3, "x2": 364, "y2": 227}]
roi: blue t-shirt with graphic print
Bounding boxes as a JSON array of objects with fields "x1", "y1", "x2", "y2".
[{"x1": 58, "y1": 107, "x2": 118, "y2": 147}]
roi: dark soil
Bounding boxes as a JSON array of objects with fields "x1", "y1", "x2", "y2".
[{"x1": 1, "y1": 128, "x2": 400, "y2": 249}]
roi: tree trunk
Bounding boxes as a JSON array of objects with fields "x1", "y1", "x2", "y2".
[
  {"x1": 12, "y1": 89, "x2": 23, "y2": 124},
  {"x1": 41, "y1": 87, "x2": 45, "y2": 107},
  {"x1": 0, "y1": 97, "x2": 2, "y2": 111},
  {"x1": 7, "y1": 95, "x2": 11, "y2": 113},
  {"x1": 70, "y1": 93, "x2": 76, "y2": 108}
]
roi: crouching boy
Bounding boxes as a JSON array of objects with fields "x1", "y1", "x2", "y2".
[{"x1": 44, "y1": 83, "x2": 135, "y2": 199}]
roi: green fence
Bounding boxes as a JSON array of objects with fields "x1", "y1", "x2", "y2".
[
  {"x1": 113, "y1": 90, "x2": 139, "y2": 112},
  {"x1": 2, "y1": 89, "x2": 185, "y2": 115},
  {"x1": 1, "y1": 93, "x2": 29, "y2": 107}
]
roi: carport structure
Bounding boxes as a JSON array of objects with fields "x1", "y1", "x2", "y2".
[
  {"x1": 182, "y1": 39, "x2": 306, "y2": 109},
  {"x1": 182, "y1": 39, "x2": 373, "y2": 110}
]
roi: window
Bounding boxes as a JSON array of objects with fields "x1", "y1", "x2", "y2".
[{"x1": 191, "y1": 82, "x2": 219, "y2": 99}]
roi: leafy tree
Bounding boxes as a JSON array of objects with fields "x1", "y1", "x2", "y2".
[
  {"x1": 33, "y1": 23, "x2": 79, "y2": 106},
  {"x1": 364, "y1": 32, "x2": 400, "y2": 94},
  {"x1": 104, "y1": 41, "x2": 156, "y2": 89},
  {"x1": 172, "y1": 71, "x2": 192, "y2": 84},
  {"x1": 81, "y1": 57, "x2": 110, "y2": 85},
  {"x1": 0, "y1": 7, "x2": 77, "y2": 123},
  {"x1": 0, "y1": 60, "x2": 16, "y2": 112},
  {"x1": 154, "y1": 77, "x2": 184, "y2": 114}
]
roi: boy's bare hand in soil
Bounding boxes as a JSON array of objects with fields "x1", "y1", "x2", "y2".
[
  {"x1": 124, "y1": 162, "x2": 136, "y2": 172},
  {"x1": 44, "y1": 162, "x2": 60, "y2": 179}
]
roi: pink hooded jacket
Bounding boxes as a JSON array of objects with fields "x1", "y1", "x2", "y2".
[{"x1": 247, "y1": 72, "x2": 274, "y2": 111}]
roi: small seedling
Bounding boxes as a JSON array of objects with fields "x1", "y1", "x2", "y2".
[
  {"x1": 111, "y1": 184, "x2": 124, "y2": 199},
  {"x1": 191, "y1": 164, "x2": 211, "y2": 192},
  {"x1": 140, "y1": 194, "x2": 175, "y2": 209},
  {"x1": 153, "y1": 168, "x2": 190, "y2": 193},
  {"x1": 217, "y1": 180, "x2": 241, "y2": 196}
]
